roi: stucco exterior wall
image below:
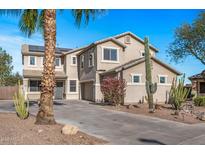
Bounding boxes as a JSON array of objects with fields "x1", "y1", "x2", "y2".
[
  {"x1": 116, "y1": 34, "x2": 156, "y2": 60},
  {"x1": 65, "y1": 51, "x2": 81, "y2": 100},
  {"x1": 123, "y1": 60, "x2": 177, "y2": 104}
]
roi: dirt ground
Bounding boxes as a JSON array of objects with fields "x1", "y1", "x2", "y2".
[
  {"x1": 101, "y1": 103, "x2": 205, "y2": 124},
  {"x1": 0, "y1": 113, "x2": 107, "y2": 145}
]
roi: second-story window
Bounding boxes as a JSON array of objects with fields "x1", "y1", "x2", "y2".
[
  {"x1": 89, "y1": 52, "x2": 94, "y2": 67},
  {"x1": 81, "y1": 55, "x2": 84, "y2": 68},
  {"x1": 71, "y1": 56, "x2": 77, "y2": 65},
  {"x1": 55, "y1": 58, "x2": 61, "y2": 67},
  {"x1": 29, "y1": 56, "x2": 36, "y2": 66},
  {"x1": 103, "y1": 48, "x2": 118, "y2": 62}
]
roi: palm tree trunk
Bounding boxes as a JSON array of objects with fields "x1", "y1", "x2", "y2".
[{"x1": 35, "y1": 9, "x2": 56, "y2": 125}]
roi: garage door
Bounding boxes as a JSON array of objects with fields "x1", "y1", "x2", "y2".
[{"x1": 81, "y1": 82, "x2": 94, "y2": 101}]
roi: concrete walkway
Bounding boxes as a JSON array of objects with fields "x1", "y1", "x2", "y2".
[{"x1": 1, "y1": 100, "x2": 205, "y2": 144}]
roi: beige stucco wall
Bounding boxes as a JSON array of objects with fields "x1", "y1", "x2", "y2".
[
  {"x1": 123, "y1": 60, "x2": 177, "y2": 104},
  {"x1": 95, "y1": 59, "x2": 177, "y2": 104},
  {"x1": 23, "y1": 55, "x2": 64, "y2": 72},
  {"x1": 116, "y1": 34, "x2": 156, "y2": 61},
  {"x1": 65, "y1": 51, "x2": 81, "y2": 100}
]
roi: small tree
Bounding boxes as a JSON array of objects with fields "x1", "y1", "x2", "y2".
[
  {"x1": 167, "y1": 12, "x2": 205, "y2": 65},
  {"x1": 169, "y1": 75, "x2": 190, "y2": 115},
  {"x1": 101, "y1": 77, "x2": 126, "y2": 106},
  {"x1": 0, "y1": 47, "x2": 13, "y2": 86}
]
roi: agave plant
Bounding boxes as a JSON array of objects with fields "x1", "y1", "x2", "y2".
[
  {"x1": 13, "y1": 81, "x2": 29, "y2": 119},
  {"x1": 169, "y1": 74, "x2": 190, "y2": 115}
]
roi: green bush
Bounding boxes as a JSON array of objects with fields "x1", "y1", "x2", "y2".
[
  {"x1": 13, "y1": 81, "x2": 29, "y2": 119},
  {"x1": 194, "y1": 96, "x2": 205, "y2": 106}
]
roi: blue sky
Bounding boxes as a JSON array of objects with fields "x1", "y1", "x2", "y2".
[{"x1": 0, "y1": 9, "x2": 204, "y2": 83}]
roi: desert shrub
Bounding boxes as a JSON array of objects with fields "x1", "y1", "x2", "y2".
[
  {"x1": 194, "y1": 96, "x2": 205, "y2": 106},
  {"x1": 169, "y1": 75, "x2": 190, "y2": 114},
  {"x1": 101, "y1": 77, "x2": 126, "y2": 106},
  {"x1": 13, "y1": 81, "x2": 29, "y2": 119}
]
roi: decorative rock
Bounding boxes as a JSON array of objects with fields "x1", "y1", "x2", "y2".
[
  {"x1": 198, "y1": 112, "x2": 205, "y2": 121},
  {"x1": 127, "y1": 104, "x2": 134, "y2": 109},
  {"x1": 38, "y1": 129, "x2": 43, "y2": 133},
  {"x1": 155, "y1": 104, "x2": 162, "y2": 110},
  {"x1": 61, "y1": 124, "x2": 79, "y2": 135}
]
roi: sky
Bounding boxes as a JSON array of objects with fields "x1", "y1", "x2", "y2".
[{"x1": 0, "y1": 9, "x2": 204, "y2": 83}]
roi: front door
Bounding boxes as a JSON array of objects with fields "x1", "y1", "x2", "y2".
[{"x1": 54, "y1": 81, "x2": 64, "y2": 100}]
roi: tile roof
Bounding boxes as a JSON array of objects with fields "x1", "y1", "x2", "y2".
[{"x1": 189, "y1": 70, "x2": 205, "y2": 80}]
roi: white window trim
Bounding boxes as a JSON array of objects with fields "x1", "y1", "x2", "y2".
[
  {"x1": 140, "y1": 50, "x2": 145, "y2": 57},
  {"x1": 158, "y1": 75, "x2": 168, "y2": 85},
  {"x1": 68, "y1": 79, "x2": 78, "y2": 93},
  {"x1": 28, "y1": 56, "x2": 37, "y2": 67},
  {"x1": 55, "y1": 57, "x2": 61, "y2": 68},
  {"x1": 71, "y1": 55, "x2": 77, "y2": 66},
  {"x1": 131, "y1": 73, "x2": 143, "y2": 85},
  {"x1": 88, "y1": 52, "x2": 94, "y2": 67},
  {"x1": 41, "y1": 57, "x2": 44, "y2": 67},
  {"x1": 101, "y1": 46, "x2": 120, "y2": 63}
]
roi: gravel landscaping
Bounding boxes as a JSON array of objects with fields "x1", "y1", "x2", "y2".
[
  {"x1": 0, "y1": 113, "x2": 107, "y2": 145},
  {"x1": 97, "y1": 103, "x2": 205, "y2": 124}
]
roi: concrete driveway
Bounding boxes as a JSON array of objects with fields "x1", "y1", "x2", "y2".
[{"x1": 1, "y1": 100, "x2": 205, "y2": 144}]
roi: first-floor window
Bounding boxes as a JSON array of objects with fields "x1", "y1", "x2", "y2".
[
  {"x1": 159, "y1": 75, "x2": 167, "y2": 84},
  {"x1": 132, "y1": 74, "x2": 141, "y2": 83},
  {"x1": 29, "y1": 80, "x2": 41, "y2": 92},
  {"x1": 70, "y1": 80, "x2": 77, "y2": 92}
]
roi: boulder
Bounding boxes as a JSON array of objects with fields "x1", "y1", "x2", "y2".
[
  {"x1": 127, "y1": 104, "x2": 134, "y2": 109},
  {"x1": 61, "y1": 124, "x2": 79, "y2": 135},
  {"x1": 198, "y1": 112, "x2": 205, "y2": 121}
]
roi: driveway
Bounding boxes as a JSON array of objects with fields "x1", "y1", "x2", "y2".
[{"x1": 1, "y1": 100, "x2": 205, "y2": 144}]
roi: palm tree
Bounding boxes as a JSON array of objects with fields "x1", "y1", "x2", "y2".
[{"x1": 0, "y1": 9, "x2": 104, "y2": 125}]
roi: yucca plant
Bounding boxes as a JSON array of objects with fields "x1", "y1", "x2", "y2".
[
  {"x1": 169, "y1": 74, "x2": 190, "y2": 115},
  {"x1": 13, "y1": 81, "x2": 29, "y2": 119}
]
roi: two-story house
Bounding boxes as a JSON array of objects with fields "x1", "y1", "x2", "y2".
[
  {"x1": 77, "y1": 32, "x2": 181, "y2": 104},
  {"x1": 22, "y1": 31, "x2": 181, "y2": 104},
  {"x1": 22, "y1": 45, "x2": 78, "y2": 100}
]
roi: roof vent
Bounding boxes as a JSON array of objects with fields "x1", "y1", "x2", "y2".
[{"x1": 124, "y1": 35, "x2": 131, "y2": 44}]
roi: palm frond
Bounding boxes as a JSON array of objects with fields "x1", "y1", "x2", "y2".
[
  {"x1": 71, "y1": 9, "x2": 106, "y2": 27},
  {"x1": 18, "y1": 9, "x2": 39, "y2": 37},
  {"x1": 0, "y1": 9, "x2": 22, "y2": 16},
  {"x1": 37, "y1": 10, "x2": 45, "y2": 35}
]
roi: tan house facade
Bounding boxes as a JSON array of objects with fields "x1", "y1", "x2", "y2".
[
  {"x1": 189, "y1": 70, "x2": 205, "y2": 97},
  {"x1": 22, "y1": 31, "x2": 181, "y2": 104},
  {"x1": 76, "y1": 32, "x2": 181, "y2": 104}
]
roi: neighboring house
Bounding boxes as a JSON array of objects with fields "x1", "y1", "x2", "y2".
[
  {"x1": 76, "y1": 32, "x2": 181, "y2": 104},
  {"x1": 22, "y1": 31, "x2": 181, "y2": 104},
  {"x1": 189, "y1": 70, "x2": 205, "y2": 96}
]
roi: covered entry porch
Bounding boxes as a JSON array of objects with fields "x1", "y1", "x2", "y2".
[{"x1": 23, "y1": 78, "x2": 66, "y2": 100}]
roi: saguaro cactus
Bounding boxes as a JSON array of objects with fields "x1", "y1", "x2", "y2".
[{"x1": 144, "y1": 37, "x2": 157, "y2": 113}]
